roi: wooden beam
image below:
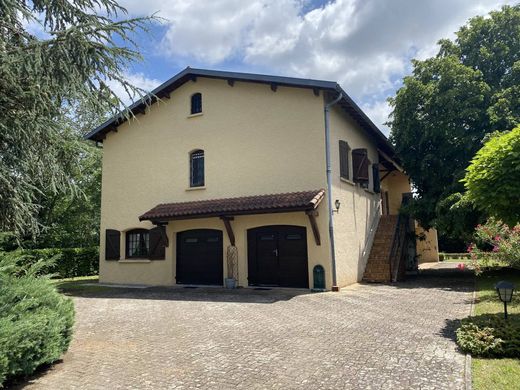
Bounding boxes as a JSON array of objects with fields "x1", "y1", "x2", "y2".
[
  {"x1": 313, "y1": 88, "x2": 320, "y2": 97},
  {"x1": 191, "y1": 76, "x2": 197, "y2": 83},
  {"x1": 161, "y1": 92, "x2": 171, "y2": 99},
  {"x1": 306, "y1": 211, "x2": 321, "y2": 246},
  {"x1": 270, "y1": 83, "x2": 278, "y2": 92},
  {"x1": 227, "y1": 79, "x2": 235, "y2": 87},
  {"x1": 220, "y1": 216, "x2": 235, "y2": 246}
]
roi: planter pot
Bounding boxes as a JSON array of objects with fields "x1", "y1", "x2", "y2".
[{"x1": 225, "y1": 278, "x2": 237, "y2": 289}]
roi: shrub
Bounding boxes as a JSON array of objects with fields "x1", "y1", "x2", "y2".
[
  {"x1": 0, "y1": 252, "x2": 74, "y2": 386},
  {"x1": 1, "y1": 247, "x2": 99, "y2": 279},
  {"x1": 468, "y1": 218, "x2": 520, "y2": 273},
  {"x1": 456, "y1": 315, "x2": 520, "y2": 357}
]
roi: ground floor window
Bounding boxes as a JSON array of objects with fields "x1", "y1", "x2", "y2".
[{"x1": 126, "y1": 229, "x2": 150, "y2": 258}]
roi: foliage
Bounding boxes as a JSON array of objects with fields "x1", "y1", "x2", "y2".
[
  {"x1": 468, "y1": 218, "x2": 520, "y2": 274},
  {"x1": 2, "y1": 247, "x2": 99, "y2": 279},
  {"x1": 462, "y1": 127, "x2": 520, "y2": 226},
  {"x1": 0, "y1": 0, "x2": 154, "y2": 240},
  {"x1": 0, "y1": 232, "x2": 17, "y2": 252},
  {"x1": 457, "y1": 314, "x2": 520, "y2": 358},
  {"x1": 456, "y1": 322, "x2": 505, "y2": 357},
  {"x1": 0, "y1": 252, "x2": 75, "y2": 385},
  {"x1": 389, "y1": 5, "x2": 520, "y2": 244}
]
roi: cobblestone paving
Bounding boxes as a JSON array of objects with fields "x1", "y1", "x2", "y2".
[{"x1": 22, "y1": 273, "x2": 473, "y2": 389}]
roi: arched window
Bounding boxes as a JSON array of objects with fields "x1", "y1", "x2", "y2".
[
  {"x1": 190, "y1": 150, "x2": 205, "y2": 187},
  {"x1": 126, "y1": 229, "x2": 149, "y2": 258},
  {"x1": 191, "y1": 93, "x2": 202, "y2": 114}
]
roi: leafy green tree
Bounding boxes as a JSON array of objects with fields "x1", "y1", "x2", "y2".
[
  {"x1": 0, "y1": 0, "x2": 153, "y2": 240},
  {"x1": 389, "y1": 5, "x2": 520, "y2": 245},
  {"x1": 462, "y1": 127, "x2": 520, "y2": 226}
]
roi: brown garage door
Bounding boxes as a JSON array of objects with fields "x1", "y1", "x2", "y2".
[
  {"x1": 247, "y1": 225, "x2": 309, "y2": 288},
  {"x1": 176, "y1": 229, "x2": 223, "y2": 285}
]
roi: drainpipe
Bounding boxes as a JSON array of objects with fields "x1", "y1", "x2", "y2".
[{"x1": 324, "y1": 92, "x2": 343, "y2": 292}]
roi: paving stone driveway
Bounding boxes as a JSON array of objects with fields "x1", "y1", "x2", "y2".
[{"x1": 22, "y1": 273, "x2": 473, "y2": 390}]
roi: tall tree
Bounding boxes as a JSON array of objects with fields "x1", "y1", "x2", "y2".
[
  {"x1": 0, "y1": 0, "x2": 152, "y2": 240},
  {"x1": 389, "y1": 5, "x2": 520, "y2": 247}
]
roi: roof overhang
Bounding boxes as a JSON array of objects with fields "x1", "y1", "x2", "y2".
[{"x1": 139, "y1": 189, "x2": 325, "y2": 224}]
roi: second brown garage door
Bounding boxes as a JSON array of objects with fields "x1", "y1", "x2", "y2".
[{"x1": 247, "y1": 225, "x2": 309, "y2": 288}]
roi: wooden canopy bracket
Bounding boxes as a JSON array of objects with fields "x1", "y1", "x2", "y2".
[
  {"x1": 220, "y1": 216, "x2": 235, "y2": 246},
  {"x1": 306, "y1": 210, "x2": 321, "y2": 246},
  {"x1": 227, "y1": 79, "x2": 235, "y2": 87},
  {"x1": 313, "y1": 88, "x2": 320, "y2": 97},
  {"x1": 270, "y1": 83, "x2": 278, "y2": 92},
  {"x1": 191, "y1": 76, "x2": 197, "y2": 82}
]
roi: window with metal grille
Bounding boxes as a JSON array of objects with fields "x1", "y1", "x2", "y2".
[
  {"x1": 190, "y1": 150, "x2": 205, "y2": 187},
  {"x1": 126, "y1": 229, "x2": 149, "y2": 258},
  {"x1": 191, "y1": 93, "x2": 202, "y2": 114}
]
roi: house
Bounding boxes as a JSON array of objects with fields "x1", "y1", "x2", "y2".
[{"x1": 86, "y1": 67, "x2": 437, "y2": 290}]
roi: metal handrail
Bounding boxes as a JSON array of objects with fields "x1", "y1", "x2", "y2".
[{"x1": 389, "y1": 196, "x2": 412, "y2": 282}]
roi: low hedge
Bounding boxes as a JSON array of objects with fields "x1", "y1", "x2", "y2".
[
  {"x1": 456, "y1": 315, "x2": 520, "y2": 357},
  {"x1": 3, "y1": 247, "x2": 99, "y2": 279},
  {"x1": 0, "y1": 252, "x2": 75, "y2": 386}
]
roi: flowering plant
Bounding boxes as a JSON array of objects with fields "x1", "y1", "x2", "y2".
[{"x1": 468, "y1": 218, "x2": 520, "y2": 274}]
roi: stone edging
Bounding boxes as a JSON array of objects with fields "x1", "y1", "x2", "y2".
[{"x1": 464, "y1": 276, "x2": 477, "y2": 390}]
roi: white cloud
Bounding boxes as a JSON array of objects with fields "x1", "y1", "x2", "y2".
[
  {"x1": 362, "y1": 100, "x2": 393, "y2": 136},
  {"x1": 107, "y1": 71, "x2": 161, "y2": 104},
  {"x1": 120, "y1": 0, "x2": 517, "y2": 133}
]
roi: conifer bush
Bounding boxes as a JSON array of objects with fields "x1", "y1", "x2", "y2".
[{"x1": 0, "y1": 252, "x2": 74, "y2": 386}]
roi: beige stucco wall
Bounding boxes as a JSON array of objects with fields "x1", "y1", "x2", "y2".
[
  {"x1": 101, "y1": 208, "x2": 332, "y2": 288},
  {"x1": 415, "y1": 224, "x2": 440, "y2": 263},
  {"x1": 99, "y1": 77, "x2": 333, "y2": 287},
  {"x1": 328, "y1": 105, "x2": 382, "y2": 286},
  {"x1": 380, "y1": 171, "x2": 411, "y2": 214}
]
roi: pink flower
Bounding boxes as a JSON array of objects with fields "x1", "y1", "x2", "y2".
[
  {"x1": 457, "y1": 263, "x2": 465, "y2": 271},
  {"x1": 494, "y1": 235, "x2": 501, "y2": 242},
  {"x1": 492, "y1": 246, "x2": 499, "y2": 252}
]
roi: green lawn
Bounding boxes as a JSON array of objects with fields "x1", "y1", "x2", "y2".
[
  {"x1": 472, "y1": 269, "x2": 520, "y2": 390},
  {"x1": 52, "y1": 275, "x2": 108, "y2": 294}
]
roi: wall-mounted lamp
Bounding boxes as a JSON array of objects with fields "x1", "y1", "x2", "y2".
[{"x1": 333, "y1": 199, "x2": 341, "y2": 213}]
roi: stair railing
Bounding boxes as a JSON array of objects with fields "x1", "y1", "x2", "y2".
[{"x1": 389, "y1": 194, "x2": 413, "y2": 282}]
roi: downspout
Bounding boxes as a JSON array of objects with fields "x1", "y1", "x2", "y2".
[{"x1": 324, "y1": 92, "x2": 343, "y2": 292}]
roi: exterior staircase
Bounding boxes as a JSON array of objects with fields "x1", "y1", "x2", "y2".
[{"x1": 363, "y1": 215, "x2": 398, "y2": 283}]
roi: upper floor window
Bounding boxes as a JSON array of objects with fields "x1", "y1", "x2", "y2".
[
  {"x1": 352, "y1": 148, "x2": 369, "y2": 188},
  {"x1": 339, "y1": 140, "x2": 350, "y2": 180},
  {"x1": 126, "y1": 229, "x2": 149, "y2": 258},
  {"x1": 191, "y1": 93, "x2": 202, "y2": 114},
  {"x1": 190, "y1": 149, "x2": 205, "y2": 187}
]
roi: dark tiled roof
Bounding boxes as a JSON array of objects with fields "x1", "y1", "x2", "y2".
[{"x1": 139, "y1": 189, "x2": 325, "y2": 222}]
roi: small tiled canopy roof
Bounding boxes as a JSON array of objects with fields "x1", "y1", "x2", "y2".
[{"x1": 139, "y1": 189, "x2": 325, "y2": 222}]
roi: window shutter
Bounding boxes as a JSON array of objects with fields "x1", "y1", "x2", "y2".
[
  {"x1": 149, "y1": 226, "x2": 168, "y2": 260},
  {"x1": 339, "y1": 140, "x2": 349, "y2": 179},
  {"x1": 352, "y1": 148, "x2": 369, "y2": 186},
  {"x1": 372, "y1": 164, "x2": 381, "y2": 193},
  {"x1": 105, "y1": 229, "x2": 120, "y2": 260}
]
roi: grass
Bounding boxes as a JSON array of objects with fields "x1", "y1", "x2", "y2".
[
  {"x1": 472, "y1": 268, "x2": 520, "y2": 390},
  {"x1": 51, "y1": 275, "x2": 109, "y2": 295}
]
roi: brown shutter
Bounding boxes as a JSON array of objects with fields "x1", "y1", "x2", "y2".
[
  {"x1": 372, "y1": 163, "x2": 381, "y2": 193},
  {"x1": 352, "y1": 148, "x2": 369, "y2": 186},
  {"x1": 149, "y1": 226, "x2": 168, "y2": 260},
  {"x1": 339, "y1": 140, "x2": 349, "y2": 179},
  {"x1": 105, "y1": 229, "x2": 120, "y2": 260}
]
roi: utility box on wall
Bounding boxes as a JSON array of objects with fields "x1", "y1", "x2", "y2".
[{"x1": 312, "y1": 265, "x2": 326, "y2": 291}]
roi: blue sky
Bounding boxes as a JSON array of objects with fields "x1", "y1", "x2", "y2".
[{"x1": 109, "y1": 0, "x2": 515, "y2": 135}]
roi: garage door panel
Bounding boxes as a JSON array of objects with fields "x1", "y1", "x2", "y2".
[
  {"x1": 248, "y1": 225, "x2": 309, "y2": 288},
  {"x1": 177, "y1": 229, "x2": 223, "y2": 285}
]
